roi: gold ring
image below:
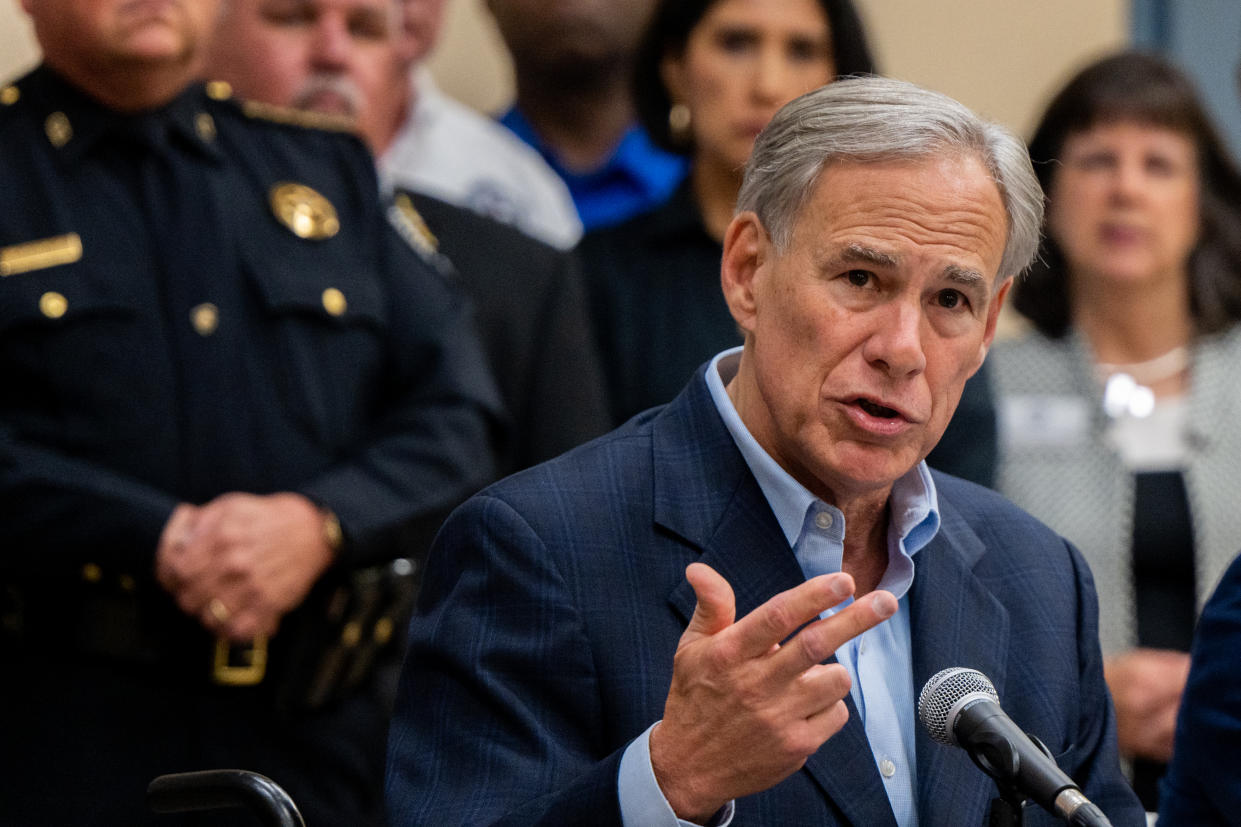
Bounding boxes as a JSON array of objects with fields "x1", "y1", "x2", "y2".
[{"x1": 208, "y1": 598, "x2": 231, "y2": 624}]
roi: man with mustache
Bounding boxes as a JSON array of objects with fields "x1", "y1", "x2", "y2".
[
  {"x1": 205, "y1": 0, "x2": 613, "y2": 478},
  {"x1": 0, "y1": 0, "x2": 502, "y2": 823},
  {"x1": 206, "y1": 0, "x2": 582, "y2": 249}
]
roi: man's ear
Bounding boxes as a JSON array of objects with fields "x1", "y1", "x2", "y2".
[
  {"x1": 720, "y1": 212, "x2": 767, "y2": 335},
  {"x1": 973, "y1": 275, "x2": 1013, "y2": 371}
]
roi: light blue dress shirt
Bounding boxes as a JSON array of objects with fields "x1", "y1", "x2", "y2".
[{"x1": 619, "y1": 348, "x2": 941, "y2": 827}]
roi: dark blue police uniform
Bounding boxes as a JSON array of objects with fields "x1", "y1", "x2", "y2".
[{"x1": 0, "y1": 65, "x2": 503, "y2": 825}]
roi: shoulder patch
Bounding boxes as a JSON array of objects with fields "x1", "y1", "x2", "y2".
[{"x1": 241, "y1": 99, "x2": 355, "y2": 133}]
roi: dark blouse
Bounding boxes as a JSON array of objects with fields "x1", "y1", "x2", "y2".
[
  {"x1": 1130, "y1": 469, "x2": 1197, "y2": 811},
  {"x1": 578, "y1": 181, "x2": 738, "y2": 427}
]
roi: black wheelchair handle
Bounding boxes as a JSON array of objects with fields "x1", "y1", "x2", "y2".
[{"x1": 147, "y1": 769, "x2": 306, "y2": 827}]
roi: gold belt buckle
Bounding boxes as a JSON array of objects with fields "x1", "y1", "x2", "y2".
[{"x1": 212, "y1": 635, "x2": 268, "y2": 686}]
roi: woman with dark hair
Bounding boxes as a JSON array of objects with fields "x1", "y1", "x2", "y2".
[
  {"x1": 577, "y1": 0, "x2": 872, "y2": 424},
  {"x1": 579, "y1": 0, "x2": 998, "y2": 485},
  {"x1": 991, "y1": 51, "x2": 1241, "y2": 810}
]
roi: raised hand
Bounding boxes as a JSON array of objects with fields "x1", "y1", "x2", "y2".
[{"x1": 650, "y1": 562, "x2": 897, "y2": 822}]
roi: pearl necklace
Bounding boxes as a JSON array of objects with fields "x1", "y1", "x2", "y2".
[{"x1": 1095, "y1": 345, "x2": 1190, "y2": 420}]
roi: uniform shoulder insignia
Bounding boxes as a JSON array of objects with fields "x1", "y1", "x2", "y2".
[
  {"x1": 390, "y1": 193, "x2": 439, "y2": 256},
  {"x1": 241, "y1": 99, "x2": 355, "y2": 133},
  {"x1": 387, "y1": 192, "x2": 455, "y2": 278}
]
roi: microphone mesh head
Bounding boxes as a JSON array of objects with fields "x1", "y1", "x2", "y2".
[{"x1": 918, "y1": 667, "x2": 998, "y2": 745}]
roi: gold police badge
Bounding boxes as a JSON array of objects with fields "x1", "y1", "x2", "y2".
[{"x1": 269, "y1": 183, "x2": 340, "y2": 240}]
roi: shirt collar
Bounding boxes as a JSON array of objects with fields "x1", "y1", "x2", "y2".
[
  {"x1": 498, "y1": 105, "x2": 686, "y2": 199},
  {"x1": 705, "y1": 347, "x2": 941, "y2": 592}
]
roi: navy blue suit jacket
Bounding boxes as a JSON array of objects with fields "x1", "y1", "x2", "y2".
[
  {"x1": 386, "y1": 368, "x2": 1144, "y2": 826},
  {"x1": 1159, "y1": 552, "x2": 1241, "y2": 825}
]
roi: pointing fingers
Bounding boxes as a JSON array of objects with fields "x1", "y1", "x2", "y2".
[
  {"x1": 772, "y1": 589, "x2": 898, "y2": 679},
  {"x1": 728, "y1": 572, "x2": 856, "y2": 661}
]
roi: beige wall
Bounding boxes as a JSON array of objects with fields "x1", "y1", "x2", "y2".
[
  {"x1": 858, "y1": 0, "x2": 1128, "y2": 138},
  {"x1": 424, "y1": 0, "x2": 1129, "y2": 138},
  {"x1": 426, "y1": 0, "x2": 516, "y2": 115},
  {"x1": 3, "y1": 0, "x2": 1127, "y2": 139}
]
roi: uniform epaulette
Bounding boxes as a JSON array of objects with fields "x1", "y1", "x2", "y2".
[{"x1": 238, "y1": 98, "x2": 356, "y2": 133}]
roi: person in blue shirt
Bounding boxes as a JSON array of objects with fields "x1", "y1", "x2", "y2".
[
  {"x1": 385, "y1": 77, "x2": 1144, "y2": 826},
  {"x1": 487, "y1": 0, "x2": 689, "y2": 229}
]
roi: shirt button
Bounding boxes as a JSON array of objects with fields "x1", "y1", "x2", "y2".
[
  {"x1": 814, "y1": 512, "x2": 834, "y2": 530},
  {"x1": 39, "y1": 291, "x2": 68, "y2": 319},
  {"x1": 322, "y1": 287, "x2": 347, "y2": 316},
  {"x1": 190, "y1": 303, "x2": 219, "y2": 336},
  {"x1": 880, "y1": 758, "x2": 896, "y2": 778},
  {"x1": 45, "y1": 111, "x2": 72, "y2": 147}
]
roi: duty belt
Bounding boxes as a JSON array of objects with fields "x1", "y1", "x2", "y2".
[{"x1": 2, "y1": 557, "x2": 420, "y2": 710}]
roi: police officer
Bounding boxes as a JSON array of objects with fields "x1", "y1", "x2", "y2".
[
  {"x1": 203, "y1": 0, "x2": 613, "y2": 480},
  {"x1": 0, "y1": 1, "x2": 502, "y2": 824}
]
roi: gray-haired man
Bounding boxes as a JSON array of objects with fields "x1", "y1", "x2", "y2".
[{"x1": 385, "y1": 77, "x2": 1145, "y2": 826}]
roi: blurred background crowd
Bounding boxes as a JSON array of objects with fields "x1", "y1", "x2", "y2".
[{"x1": 6, "y1": 0, "x2": 1241, "y2": 823}]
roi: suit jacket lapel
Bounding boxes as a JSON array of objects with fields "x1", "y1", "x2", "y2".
[
  {"x1": 656, "y1": 376, "x2": 899, "y2": 826},
  {"x1": 911, "y1": 493, "x2": 1011, "y2": 827},
  {"x1": 658, "y1": 379, "x2": 809, "y2": 628}
]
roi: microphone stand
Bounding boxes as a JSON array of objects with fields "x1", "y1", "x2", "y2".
[
  {"x1": 977, "y1": 730, "x2": 1060, "y2": 827},
  {"x1": 987, "y1": 785, "x2": 1027, "y2": 827}
]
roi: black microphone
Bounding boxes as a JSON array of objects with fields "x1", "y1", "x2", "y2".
[{"x1": 917, "y1": 667, "x2": 1112, "y2": 827}]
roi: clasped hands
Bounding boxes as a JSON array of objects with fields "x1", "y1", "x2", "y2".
[
  {"x1": 650, "y1": 562, "x2": 897, "y2": 823},
  {"x1": 155, "y1": 492, "x2": 337, "y2": 641}
]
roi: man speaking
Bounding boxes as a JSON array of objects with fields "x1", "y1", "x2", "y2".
[{"x1": 385, "y1": 77, "x2": 1145, "y2": 826}]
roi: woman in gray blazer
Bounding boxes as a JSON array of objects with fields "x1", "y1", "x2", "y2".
[{"x1": 990, "y1": 51, "x2": 1241, "y2": 811}]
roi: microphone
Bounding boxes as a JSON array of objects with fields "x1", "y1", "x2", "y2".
[{"x1": 917, "y1": 667, "x2": 1112, "y2": 827}]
